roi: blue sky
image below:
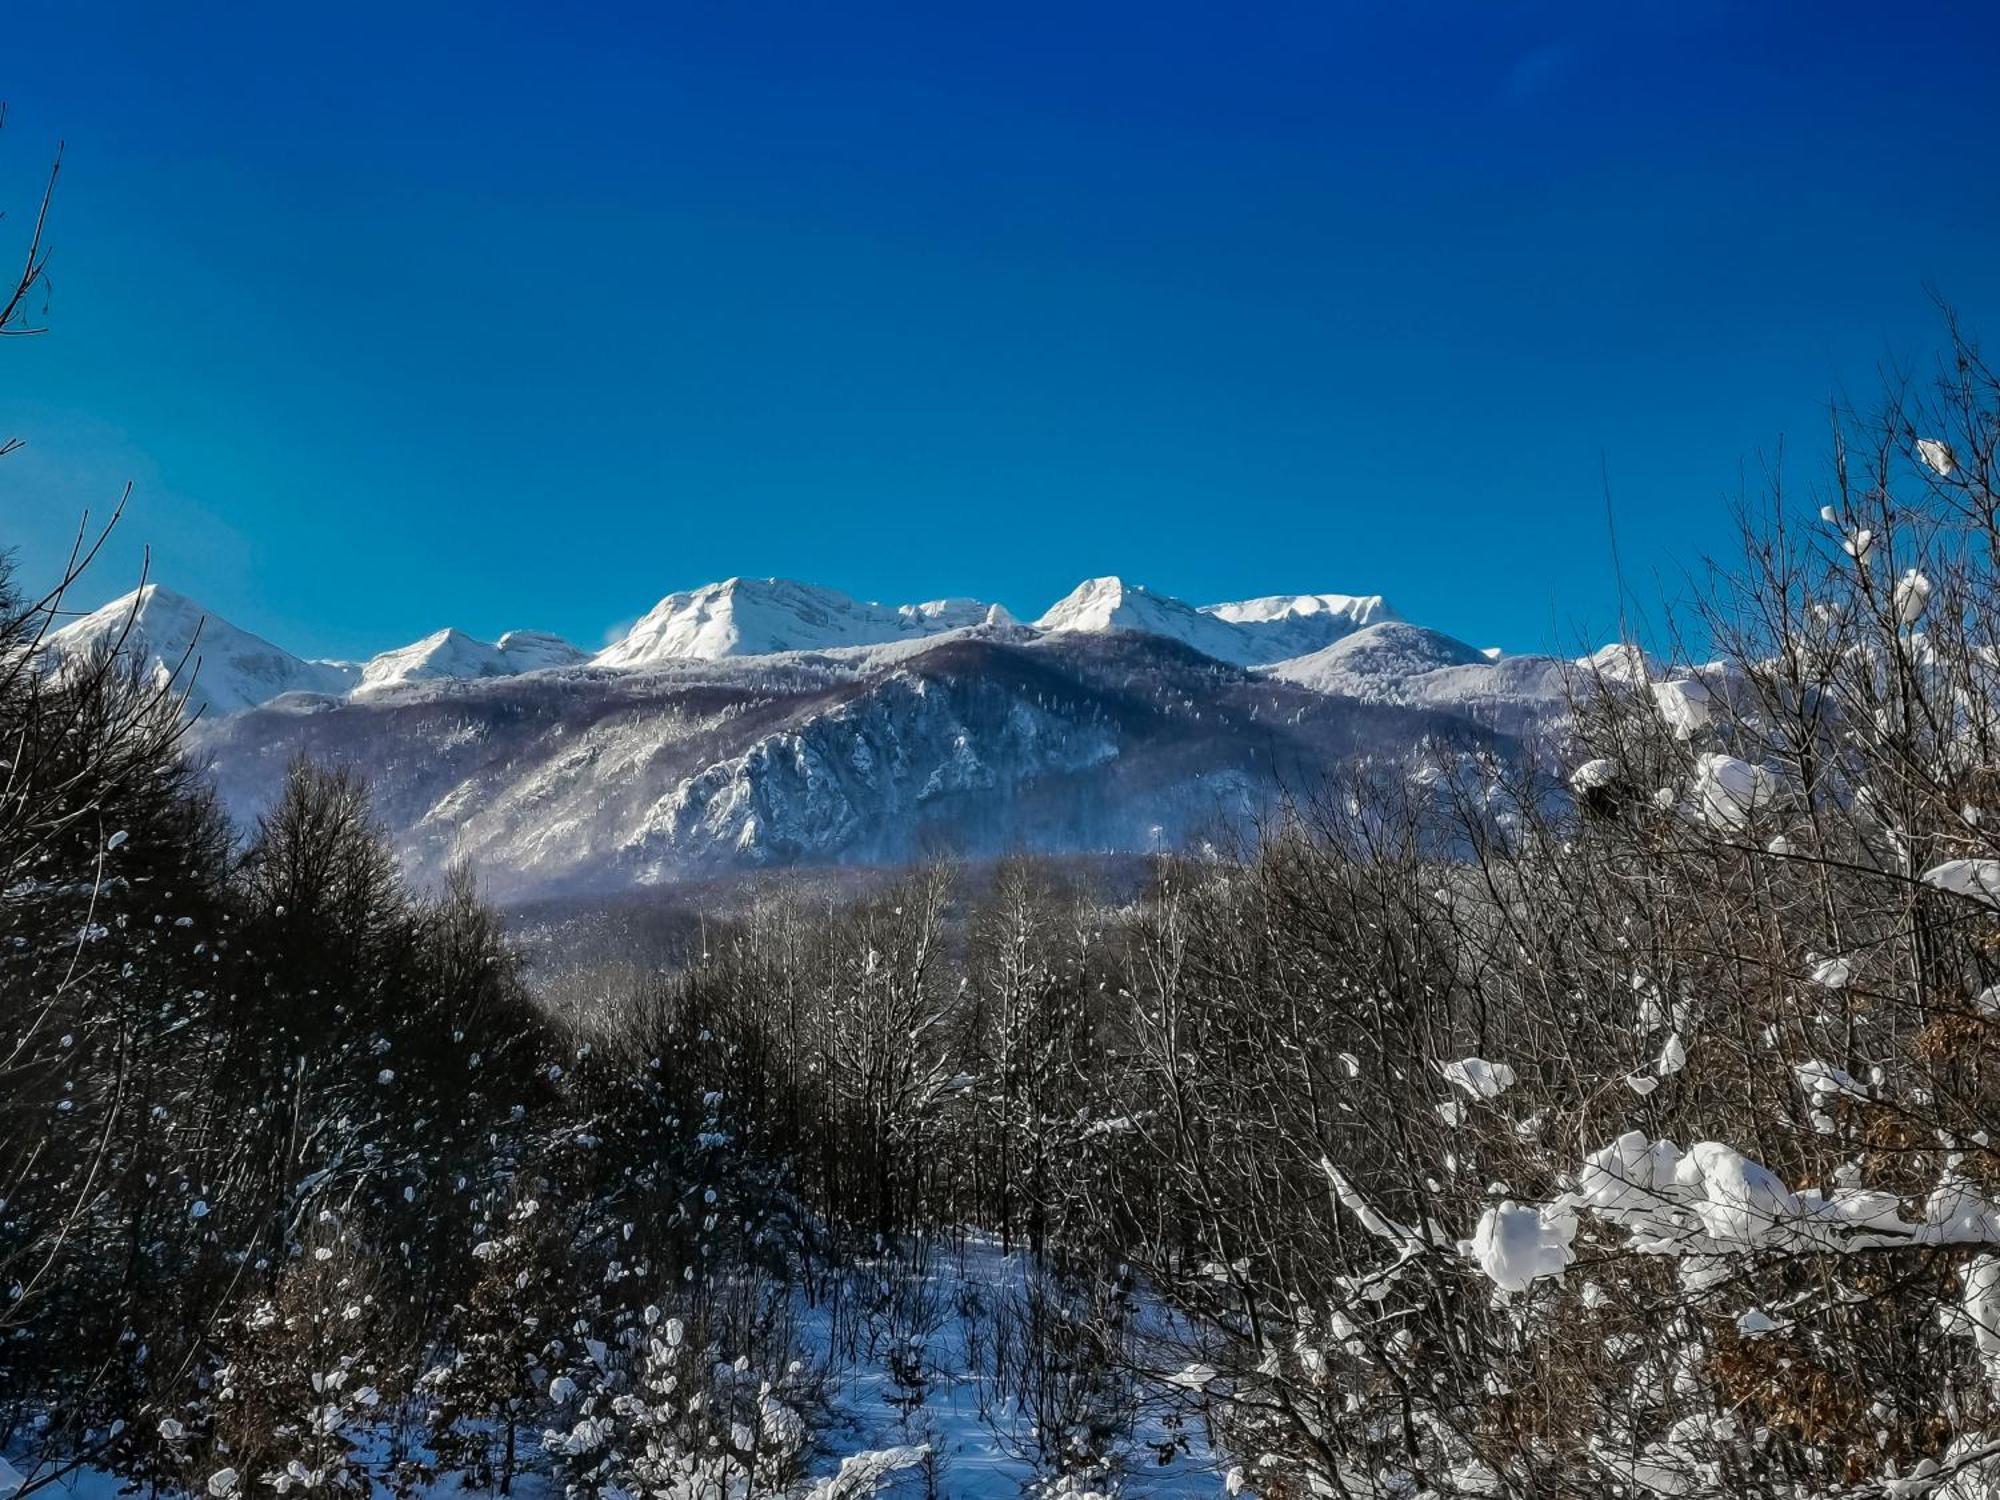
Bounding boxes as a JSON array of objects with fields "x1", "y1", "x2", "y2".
[{"x1": 3, "y1": 0, "x2": 1997, "y2": 659}]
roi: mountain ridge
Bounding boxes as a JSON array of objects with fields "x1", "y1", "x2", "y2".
[
  {"x1": 50, "y1": 573, "x2": 1437, "y2": 715},
  {"x1": 43, "y1": 574, "x2": 1647, "y2": 895}
]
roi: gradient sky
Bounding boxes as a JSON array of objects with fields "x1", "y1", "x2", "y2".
[{"x1": 4, "y1": 1, "x2": 1998, "y2": 660}]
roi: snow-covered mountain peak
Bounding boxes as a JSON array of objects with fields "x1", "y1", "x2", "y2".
[
  {"x1": 357, "y1": 626, "x2": 589, "y2": 693},
  {"x1": 907, "y1": 596, "x2": 1015, "y2": 629},
  {"x1": 1204, "y1": 592, "x2": 1395, "y2": 629},
  {"x1": 107, "y1": 581, "x2": 196, "y2": 619},
  {"x1": 596, "y1": 578, "x2": 1004, "y2": 667},
  {"x1": 1035, "y1": 577, "x2": 1395, "y2": 667},
  {"x1": 1033, "y1": 577, "x2": 1253, "y2": 662},
  {"x1": 495, "y1": 629, "x2": 588, "y2": 670},
  {"x1": 357, "y1": 628, "x2": 503, "y2": 693},
  {"x1": 1032, "y1": 576, "x2": 1135, "y2": 631},
  {"x1": 65, "y1": 582, "x2": 209, "y2": 638},
  {"x1": 44, "y1": 584, "x2": 356, "y2": 717},
  {"x1": 1201, "y1": 592, "x2": 1397, "y2": 663}
]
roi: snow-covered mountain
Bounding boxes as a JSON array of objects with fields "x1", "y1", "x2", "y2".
[
  {"x1": 193, "y1": 629, "x2": 1509, "y2": 898},
  {"x1": 1266, "y1": 627, "x2": 1672, "y2": 739},
  {"x1": 46, "y1": 574, "x2": 1650, "y2": 895},
  {"x1": 596, "y1": 578, "x2": 1011, "y2": 667},
  {"x1": 355, "y1": 627, "x2": 587, "y2": 694},
  {"x1": 1204, "y1": 592, "x2": 1395, "y2": 660},
  {"x1": 1034, "y1": 577, "x2": 1254, "y2": 663},
  {"x1": 496, "y1": 629, "x2": 591, "y2": 671},
  {"x1": 1269, "y1": 621, "x2": 1490, "y2": 694},
  {"x1": 44, "y1": 588, "x2": 591, "y2": 715},
  {"x1": 42, "y1": 585, "x2": 356, "y2": 717},
  {"x1": 1036, "y1": 577, "x2": 1392, "y2": 667},
  {"x1": 48, "y1": 574, "x2": 1424, "y2": 714}
]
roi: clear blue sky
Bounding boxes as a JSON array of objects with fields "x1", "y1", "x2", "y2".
[{"x1": 4, "y1": 0, "x2": 1997, "y2": 659}]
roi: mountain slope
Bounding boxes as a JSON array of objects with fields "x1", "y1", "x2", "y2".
[
  {"x1": 1266, "y1": 628, "x2": 1659, "y2": 738},
  {"x1": 192, "y1": 631, "x2": 1509, "y2": 898},
  {"x1": 1269, "y1": 621, "x2": 1490, "y2": 694}
]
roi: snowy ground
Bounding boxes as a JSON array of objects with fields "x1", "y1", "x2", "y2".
[
  {"x1": 801, "y1": 1235, "x2": 1222, "y2": 1498},
  {"x1": 3, "y1": 1237, "x2": 1226, "y2": 1500}
]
